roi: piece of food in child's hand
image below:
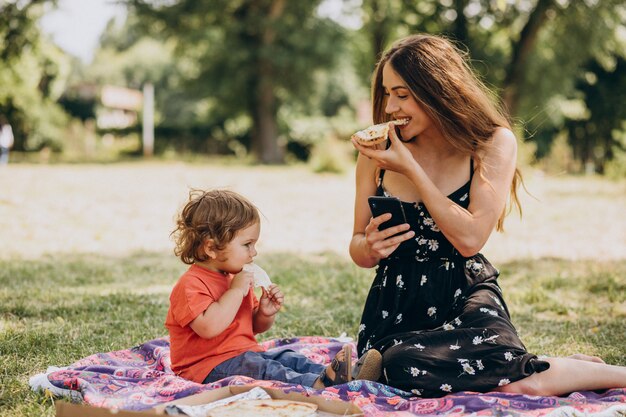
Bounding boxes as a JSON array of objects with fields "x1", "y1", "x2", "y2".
[
  {"x1": 351, "y1": 118, "x2": 410, "y2": 146},
  {"x1": 242, "y1": 263, "x2": 272, "y2": 289}
]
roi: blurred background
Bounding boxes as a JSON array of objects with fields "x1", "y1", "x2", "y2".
[{"x1": 0, "y1": 0, "x2": 624, "y2": 176}]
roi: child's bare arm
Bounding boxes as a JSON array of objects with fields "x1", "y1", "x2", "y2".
[{"x1": 189, "y1": 272, "x2": 253, "y2": 339}]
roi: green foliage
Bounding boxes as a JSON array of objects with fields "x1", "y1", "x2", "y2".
[
  {"x1": 564, "y1": 56, "x2": 626, "y2": 174},
  {"x1": 0, "y1": 0, "x2": 72, "y2": 152},
  {"x1": 350, "y1": 0, "x2": 626, "y2": 174},
  {"x1": 2, "y1": 1, "x2": 624, "y2": 172},
  {"x1": 125, "y1": 0, "x2": 351, "y2": 163}
]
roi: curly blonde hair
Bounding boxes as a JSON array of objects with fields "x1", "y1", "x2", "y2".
[{"x1": 172, "y1": 189, "x2": 260, "y2": 264}]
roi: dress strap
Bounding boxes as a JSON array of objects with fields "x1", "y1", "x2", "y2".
[
  {"x1": 376, "y1": 140, "x2": 392, "y2": 189},
  {"x1": 377, "y1": 168, "x2": 386, "y2": 189},
  {"x1": 469, "y1": 158, "x2": 474, "y2": 180}
]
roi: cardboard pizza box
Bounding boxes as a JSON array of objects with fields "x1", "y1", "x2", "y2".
[{"x1": 55, "y1": 385, "x2": 364, "y2": 416}]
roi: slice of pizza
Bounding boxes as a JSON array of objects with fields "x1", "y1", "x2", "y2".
[
  {"x1": 351, "y1": 118, "x2": 410, "y2": 146},
  {"x1": 205, "y1": 399, "x2": 318, "y2": 417}
]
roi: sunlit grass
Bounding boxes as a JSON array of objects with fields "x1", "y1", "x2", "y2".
[{"x1": 0, "y1": 252, "x2": 624, "y2": 416}]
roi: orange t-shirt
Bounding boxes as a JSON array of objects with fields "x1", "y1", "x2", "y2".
[{"x1": 165, "y1": 264, "x2": 264, "y2": 383}]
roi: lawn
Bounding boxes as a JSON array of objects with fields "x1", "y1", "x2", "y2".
[{"x1": 0, "y1": 162, "x2": 625, "y2": 416}]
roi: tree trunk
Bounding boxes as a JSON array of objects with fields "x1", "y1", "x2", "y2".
[
  {"x1": 370, "y1": 0, "x2": 389, "y2": 62},
  {"x1": 252, "y1": 68, "x2": 281, "y2": 164},
  {"x1": 453, "y1": 0, "x2": 468, "y2": 44},
  {"x1": 250, "y1": 0, "x2": 285, "y2": 164},
  {"x1": 502, "y1": 0, "x2": 555, "y2": 116}
]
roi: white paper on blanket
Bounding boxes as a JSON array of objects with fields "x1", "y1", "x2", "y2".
[
  {"x1": 242, "y1": 263, "x2": 272, "y2": 289},
  {"x1": 164, "y1": 386, "x2": 271, "y2": 416}
]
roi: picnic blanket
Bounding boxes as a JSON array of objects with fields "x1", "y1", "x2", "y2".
[{"x1": 30, "y1": 336, "x2": 626, "y2": 416}]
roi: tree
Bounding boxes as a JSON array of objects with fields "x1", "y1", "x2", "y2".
[
  {"x1": 0, "y1": 0, "x2": 71, "y2": 152},
  {"x1": 351, "y1": 0, "x2": 625, "y2": 171},
  {"x1": 565, "y1": 56, "x2": 626, "y2": 174},
  {"x1": 126, "y1": 0, "x2": 346, "y2": 163}
]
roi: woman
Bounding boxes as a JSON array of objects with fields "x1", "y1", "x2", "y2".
[{"x1": 350, "y1": 34, "x2": 626, "y2": 397}]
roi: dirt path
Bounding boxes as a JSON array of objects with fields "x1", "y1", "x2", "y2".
[{"x1": 1, "y1": 163, "x2": 624, "y2": 262}]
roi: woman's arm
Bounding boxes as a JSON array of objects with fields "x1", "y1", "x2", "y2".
[
  {"x1": 349, "y1": 152, "x2": 415, "y2": 268},
  {"x1": 408, "y1": 129, "x2": 517, "y2": 256},
  {"x1": 354, "y1": 127, "x2": 518, "y2": 257}
]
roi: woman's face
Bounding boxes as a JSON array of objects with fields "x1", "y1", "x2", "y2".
[{"x1": 382, "y1": 63, "x2": 434, "y2": 141}]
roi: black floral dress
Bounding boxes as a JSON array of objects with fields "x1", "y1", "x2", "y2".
[{"x1": 357, "y1": 164, "x2": 549, "y2": 397}]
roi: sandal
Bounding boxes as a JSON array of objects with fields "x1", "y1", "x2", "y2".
[
  {"x1": 319, "y1": 345, "x2": 353, "y2": 387},
  {"x1": 352, "y1": 349, "x2": 382, "y2": 381}
]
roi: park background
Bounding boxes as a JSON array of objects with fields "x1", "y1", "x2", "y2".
[{"x1": 0, "y1": 1, "x2": 625, "y2": 416}]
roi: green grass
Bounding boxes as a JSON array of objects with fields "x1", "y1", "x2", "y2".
[{"x1": 1, "y1": 252, "x2": 625, "y2": 416}]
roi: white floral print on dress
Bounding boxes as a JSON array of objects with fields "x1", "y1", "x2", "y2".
[
  {"x1": 396, "y1": 275, "x2": 404, "y2": 288},
  {"x1": 504, "y1": 352, "x2": 514, "y2": 361},
  {"x1": 489, "y1": 294, "x2": 502, "y2": 307},
  {"x1": 427, "y1": 306, "x2": 437, "y2": 317},
  {"x1": 409, "y1": 367, "x2": 427, "y2": 377},
  {"x1": 480, "y1": 307, "x2": 498, "y2": 317},
  {"x1": 420, "y1": 275, "x2": 428, "y2": 286},
  {"x1": 428, "y1": 239, "x2": 439, "y2": 251},
  {"x1": 395, "y1": 314, "x2": 403, "y2": 324},
  {"x1": 449, "y1": 344, "x2": 461, "y2": 350},
  {"x1": 382, "y1": 310, "x2": 389, "y2": 319},
  {"x1": 413, "y1": 343, "x2": 425, "y2": 350},
  {"x1": 466, "y1": 259, "x2": 484, "y2": 274},
  {"x1": 498, "y1": 379, "x2": 511, "y2": 386},
  {"x1": 462, "y1": 363, "x2": 476, "y2": 375},
  {"x1": 440, "y1": 384, "x2": 452, "y2": 392}
]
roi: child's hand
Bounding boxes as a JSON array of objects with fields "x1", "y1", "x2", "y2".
[
  {"x1": 259, "y1": 284, "x2": 284, "y2": 316},
  {"x1": 231, "y1": 269, "x2": 254, "y2": 297}
]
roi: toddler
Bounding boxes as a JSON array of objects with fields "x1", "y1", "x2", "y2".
[{"x1": 166, "y1": 189, "x2": 381, "y2": 388}]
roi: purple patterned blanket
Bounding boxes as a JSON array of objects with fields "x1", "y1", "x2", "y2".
[{"x1": 39, "y1": 336, "x2": 626, "y2": 416}]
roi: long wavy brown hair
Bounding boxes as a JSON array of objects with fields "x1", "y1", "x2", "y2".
[
  {"x1": 171, "y1": 189, "x2": 260, "y2": 264},
  {"x1": 371, "y1": 34, "x2": 523, "y2": 230}
]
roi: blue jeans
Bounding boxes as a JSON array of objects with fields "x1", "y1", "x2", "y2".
[{"x1": 203, "y1": 350, "x2": 325, "y2": 387}]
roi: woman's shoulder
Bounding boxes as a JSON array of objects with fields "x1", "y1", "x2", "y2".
[
  {"x1": 492, "y1": 127, "x2": 517, "y2": 146},
  {"x1": 481, "y1": 127, "x2": 517, "y2": 162}
]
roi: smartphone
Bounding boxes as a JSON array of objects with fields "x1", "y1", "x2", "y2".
[{"x1": 368, "y1": 196, "x2": 408, "y2": 232}]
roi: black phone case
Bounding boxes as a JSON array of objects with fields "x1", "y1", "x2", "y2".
[{"x1": 368, "y1": 196, "x2": 408, "y2": 231}]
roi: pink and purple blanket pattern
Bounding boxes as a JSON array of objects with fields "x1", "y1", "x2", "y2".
[{"x1": 45, "y1": 336, "x2": 626, "y2": 416}]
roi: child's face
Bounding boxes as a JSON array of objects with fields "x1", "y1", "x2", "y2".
[{"x1": 213, "y1": 222, "x2": 260, "y2": 274}]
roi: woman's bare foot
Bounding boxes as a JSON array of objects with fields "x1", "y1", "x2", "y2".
[{"x1": 568, "y1": 353, "x2": 605, "y2": 364}]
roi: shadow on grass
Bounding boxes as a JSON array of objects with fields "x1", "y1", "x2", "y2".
[{"x1": 0, "y1": 251, "x2": 624, "y2": 416}]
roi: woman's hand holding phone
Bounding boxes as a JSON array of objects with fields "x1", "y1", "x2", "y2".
[{"x1": 364, "y1": 198, "x2": 415, "y2": 260}]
